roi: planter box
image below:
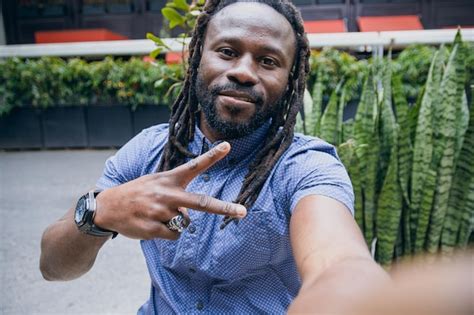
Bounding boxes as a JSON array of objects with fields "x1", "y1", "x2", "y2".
[
  {"x1": 133, "y1": 105, "x2": 170, "y2": 135},
  {"x1": 0, "y1": 105, "x2": 171, "y2": 149},
  {"x1": 42, "y1": 107, "x2": 88, "y2": 148},
  {"x1": 0, "y1": 107, "x2": 43, "y2": 149},
  {"x1": 86, "y1": 106, "x2": 133, "y2": 147}
]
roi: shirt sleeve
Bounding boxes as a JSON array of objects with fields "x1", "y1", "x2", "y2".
[
  {"x1": 284, "y1": 137, "x2": 355, "y2": 216},
  {"x1": 95, "y1": 128, "x2": 155, "y2": 190}
]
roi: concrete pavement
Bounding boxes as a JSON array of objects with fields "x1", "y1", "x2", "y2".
[{"x1": 0, "y1": 150, "x2": 150, "y2": 315}]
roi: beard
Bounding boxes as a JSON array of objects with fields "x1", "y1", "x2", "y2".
[{"x1": 195, "y1": 74, "x2": 279, "y2": 139}]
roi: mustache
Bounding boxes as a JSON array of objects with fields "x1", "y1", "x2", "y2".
[{"x1": 209, "y1": 82, "x2": 264, "y2": 105}]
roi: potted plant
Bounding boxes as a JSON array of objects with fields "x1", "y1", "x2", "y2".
[{"x1": 0, "y1": 58, "x2": 43, "y2": 149}]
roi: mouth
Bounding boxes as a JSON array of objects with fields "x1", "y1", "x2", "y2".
[{"x1": 218, "y1": 90, "x2": 256, "y2": 104}]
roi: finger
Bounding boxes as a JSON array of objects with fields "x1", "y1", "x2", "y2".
[
  {"x1": 143, "y1": 221, "x2": 180, "y2": 241},
  {"x1": 178, "y1": 191, "x2": 247, "y2": 218},
  {"x1": 168, "y1": 141, "x2": 231, "y2": 186},
  {"x1": 178, "y1": 207, "x2": 191, "y2": 227}
]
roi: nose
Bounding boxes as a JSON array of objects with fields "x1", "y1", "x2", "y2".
[{"x1": 226, "y1": 54, "x2": 258, "y2": 86}]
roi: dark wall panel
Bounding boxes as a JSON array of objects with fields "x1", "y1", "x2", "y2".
[
  {"x1": 432, "y1": 1, "x2": 474, "y2": 28},
  {"x1": 299, "y1": 5, "x2": 348, "y2": 20},
  {"x1": 3, "y1": 0, "x2": 474, "y2": 45}
]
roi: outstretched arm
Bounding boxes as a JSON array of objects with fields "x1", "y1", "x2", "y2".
[
  {"x1": 288, "y1": 195, "x2": 389, "y2": 313},
  {"x1": 289, "y1": 195, "x2": 473, "y2": 314}
]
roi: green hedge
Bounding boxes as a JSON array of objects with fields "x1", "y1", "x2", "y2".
[
  {"x1": 3, "y1": 44, "x2": 472, "y2": 116},
  {"x1": 0, "y1": 57, "x2": 184, "y2": 115}
]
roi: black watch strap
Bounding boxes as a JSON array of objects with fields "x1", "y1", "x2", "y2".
[{"x1": 76, "y1": 190, "x2": 118, "y2": 239}]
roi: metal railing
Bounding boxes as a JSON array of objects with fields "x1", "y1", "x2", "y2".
[{"x1": 0, "y1": 29, "x2": 473, "y2": 58}]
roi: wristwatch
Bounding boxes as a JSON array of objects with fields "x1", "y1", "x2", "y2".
[{"x1": 74, "y1": 190, "x2": 118, "y2": 238}]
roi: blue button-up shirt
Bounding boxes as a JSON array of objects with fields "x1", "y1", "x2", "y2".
[{"x1": 96, "y1": 122, "x2": 354, "y2": 314}]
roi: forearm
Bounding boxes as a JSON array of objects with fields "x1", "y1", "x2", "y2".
[
  {"x1": 289, "y1": 256, "x2": 390, "y2": 314},
  {"x1": 40, "y1": 208, "x2": 109, "y2": 281}
]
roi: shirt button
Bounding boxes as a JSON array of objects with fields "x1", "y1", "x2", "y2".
[
  {"x1": 196, "y1": 300, "x2": 204, "y2": 310},
  {"x1": 188, "y1": 225, "x2": 196, "y2": 234},
  {"x1": 202, "y1": 174, "x2": 210, "y2": 182}
]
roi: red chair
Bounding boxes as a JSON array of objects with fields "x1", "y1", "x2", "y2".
[
  {"x1": 357, "y1": 15, "x2": 423, "y2": 32},
  {"x1": 304, "y1": 19, "x2": 347, "y2": 33},
  {"x1": 35, "y1": 28, "x2": 128, "y2": 43}
]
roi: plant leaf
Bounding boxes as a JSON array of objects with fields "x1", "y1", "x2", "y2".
[
  {"x1": 146, "y1": 33, "x2": 171, "y2": 50},
  {"x1": 162, "y1": 7, "x2": 185, "y2": 29}
]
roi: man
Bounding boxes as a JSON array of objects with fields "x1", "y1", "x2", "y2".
[{"x1": 40, "y1": 0, "x2": 388, "y2": 313}]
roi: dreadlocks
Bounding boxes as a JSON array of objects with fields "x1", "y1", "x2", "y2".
[{"x1": 157, "y1": 0, "x2": 311, "y2": 223}]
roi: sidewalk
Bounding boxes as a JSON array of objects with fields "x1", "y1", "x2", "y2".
[{"x1": 0, "y1": 150, "x2": 149, "y2": 315}]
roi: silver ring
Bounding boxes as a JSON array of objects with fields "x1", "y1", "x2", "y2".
[{"x1": 166, "y1": 214, "x2": 188, "y2": 232}]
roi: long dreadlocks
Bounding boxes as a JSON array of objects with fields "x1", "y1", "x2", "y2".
[{"x1": 157, "y1": 0, "x2": 310, "y2": 225}]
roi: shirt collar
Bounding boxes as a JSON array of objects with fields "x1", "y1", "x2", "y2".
[{"x1": 190, "y1": 120, "x2": 271, "y2": 167}]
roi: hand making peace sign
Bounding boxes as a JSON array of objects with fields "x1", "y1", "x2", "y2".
[{"x1": 93, "y1": 142, "x2": 247, "y2": 240}]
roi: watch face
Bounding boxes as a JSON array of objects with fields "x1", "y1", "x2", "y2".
[{"x1": 75, "y1": 196, "x2": 87, "y2": 225}]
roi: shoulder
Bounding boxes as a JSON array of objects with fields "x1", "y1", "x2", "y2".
[
  {"x1": 270, "y1": 132, "x2": 354, "y2": 215},
  {"x1": 279, "y1": 132, "x2": 339, "y2": 166},
  {"x1": 115, "y1": 123, "x2": 170, "y2": 163},
  {"x1": 273, "y1": 132, "x2": 343, "y2": 185},
  {"x1": 137, "y1": 123, "x2": 170, "y2": 145},
  {"x1": 96, "y1": 123, "x2": 170, "y2": 189}
]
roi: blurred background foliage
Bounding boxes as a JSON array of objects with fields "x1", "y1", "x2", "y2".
[
  {"x1": 298, "y1": 33, "x2": 473, "y2": 267},
  {"x1": 0, "y1": 56, "x2": 183, "y2": 115},
  {"x1": 3, "y1": 43, "x2": 473, "y2": 117}
]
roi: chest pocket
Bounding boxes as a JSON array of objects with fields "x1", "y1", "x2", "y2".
[
  {"x1": 155, "y1": 239, "x2": 179, "y2": 268},
  {"x1": 209, "y1": 207, "x2": 272, "y2": 281}
]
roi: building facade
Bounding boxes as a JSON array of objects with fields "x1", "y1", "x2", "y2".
[{"x1": 2, "y1": 0, "x2": 474, "y2": 45}]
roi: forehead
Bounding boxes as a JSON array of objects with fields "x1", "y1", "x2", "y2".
[{"x1": 205, "y1": 2, "x2": 296, "y2": 55}]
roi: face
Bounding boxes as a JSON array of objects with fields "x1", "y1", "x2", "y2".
[{"x1": 196, "y1": 2, "x2": 296, "y2": 140}]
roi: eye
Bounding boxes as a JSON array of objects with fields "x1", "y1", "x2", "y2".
[
  {"x1": 260, "y1": 57, "x2": 278, "y2": 68},
  {"x1": 218, "y1": 48, "x2": 237, "y2": 58}
]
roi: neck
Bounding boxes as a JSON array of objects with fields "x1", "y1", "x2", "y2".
[{"x1": 199, "y1": 111, "x2": 225, "y2": 143}]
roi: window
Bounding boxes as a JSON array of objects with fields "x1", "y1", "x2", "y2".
[
  {"x1": 18, "y1": 0, "x2": 65, "y2": 17},
  {"x1": 148, "y1": 0, "x2": 167, "y2": 12},
  {"x1": 292, "y1": 0, "x2": 345, "y2": 5},
  {"x1": 82, "y1": 0, "x2": 134, "y2": 15},
  {"x1": 318, "y1": 0, "x2": 345, "y2": 4},
  {"x1": 292, "y1": 0, "x2": 314, "y2": 5}
]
